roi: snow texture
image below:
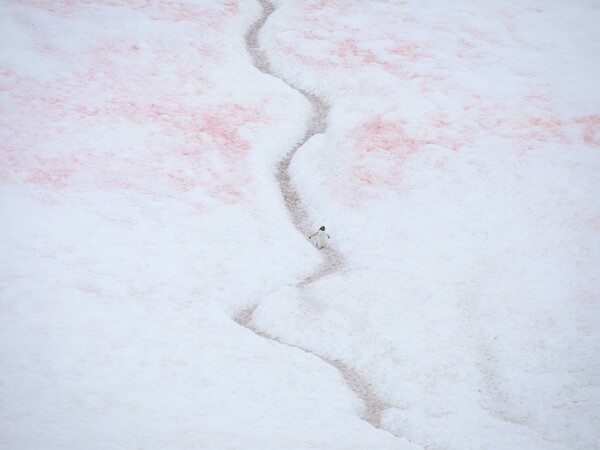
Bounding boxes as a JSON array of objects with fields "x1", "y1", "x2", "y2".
[{"x1": 1, "y1": 0, "x2": 599, "y2": 449}]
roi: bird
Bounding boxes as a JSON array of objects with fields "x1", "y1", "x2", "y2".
[{"x1": 309, "y1": 226, "x2": 331, "y2": 249}]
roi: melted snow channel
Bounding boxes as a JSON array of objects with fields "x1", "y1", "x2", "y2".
[{"x1": 235, "y1": 0, "x2": 399, "y2": 437}]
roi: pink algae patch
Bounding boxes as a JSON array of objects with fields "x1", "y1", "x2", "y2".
[
  {"x1": 308, "y1": 0, "x2": 334, "y2": 10},
  {"x1": 10, "y1": 0, "x2": 239, "y2": 24},
  {"x1": 3, "y1": 73, "x2": 262, "y2": 199},
  {"x1": 389, "y1": 43, "x2": 429, "y2": 62},
  {"x1": 152, "y1": 102, "x2": 265, "y2": 158},
  {"x1": 85, "y1": 99, "x2": 262, "y2": 159},
  {"x1": 198, "y1": 104, "x2": 260, "y2": 158},
  {"x1": 349, "y1": 118, "x2": 425, "y2": 188},
  {"x1": 574, "y1": 115, "x2": 600, "y2": 146},
  {"x1": 460, "y1": 25, "x2": 500, "y2": 46},
  {"x1": 303, "y1": 30, "x2": 324, "y2": 41},
  {"x1": 354, "y1": 118, "x2": 424, "y2": 155},
  {"x1": 517, "y1": 115, "x2": 599, "y2": 147},
  {"x1": 334, "y1": 38, "x2": 377, "y2": 66},
  {"x1": 289, "y1": 36, "x2": 377, "y2": 70},
  {"x1": 520, "y1": 117, "x2": 568, "y2": 143},
  {"x1": 27, "y1": 155, "x2": 78, "y2": 187},
  {"x1": 431, "y1": 113, "x2": 451, "y2": 129}
]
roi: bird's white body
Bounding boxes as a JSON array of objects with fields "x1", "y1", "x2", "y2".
[{"x1": 314, "y1": 229, "x2": 329, "y2": 249}]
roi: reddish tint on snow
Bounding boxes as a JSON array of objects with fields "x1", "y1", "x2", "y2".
[
  {"x1": 434, "y1": 91, "x2": 600, "y2": 152},
  {"x1": 346, "y1": 118, "x2": 426, "y2": 190},
  {"x1": 575, "y1": 116, "x2": 600, "y2": 146},
  {"x1": 293, "y1": 51, "x2": 337, "y2": 70},
  {"x1": 2, "y1": 100, "x2": 260, "y2": 195},
  {"x1": 333, "y1": 38, "x2": 376, "y2": 66},
  {"x1": 199, "y1": 104, "x2": 264, "y2": 158},
  {"x1": 307, "y1": 0, "x2": 333, "y2": 11},
  {"x1": 1, "y1": 52, "x2": 262, "y2": 201},
  {"x1": 380, "y1": 62, "x2": 446, "y2": 89},
  {"x1": 302, "y1": 30, "x2": 324, "y2": 41},
  {"x1": 27, "y1": 156, "x2": 78, "y2": 187},
  {"x1": 431, "y1": 113, "x2": 452, "y2": 129},
  {"x1": 518, "y1": 117, "x2": 569, "y2": 144},
  {"x1": 460, "y1": 25, "x2": 500, "y2": 46},
  {"x1": 389, "y1": 43, "x2": 429, "y2": 62},
  {"x1": 9, "y1": 0, "x2": 240, "y2": 24},
  {"x1": 513, "y1": 115, "x2": 600, "y2": 148},
  {"x1": 354, "y1": 118, "x2": 424, "y2": 156}
]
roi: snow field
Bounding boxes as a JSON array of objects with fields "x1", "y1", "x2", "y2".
[
  {"x1": 1, "y1": 0, "x2": 599, "y2": 449},
  {"x1": 256, "y1": 0, "x2": 600, "y2": 448},
  {"x1": 1, "y1": 1, "x2": 410, "y2": 448}
]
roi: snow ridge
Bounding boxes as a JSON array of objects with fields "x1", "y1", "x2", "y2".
[{"x1": 235, "y1": 0, "x2": 399, "y2": 438}]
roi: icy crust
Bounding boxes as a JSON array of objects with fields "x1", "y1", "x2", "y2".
[{"x1": 259, "y1": 1, "x2": 600, "y2": 449}]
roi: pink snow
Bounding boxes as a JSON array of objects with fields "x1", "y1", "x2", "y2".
[{"x1": 9, "y1": 0, "x2": 240, "y2": 24}]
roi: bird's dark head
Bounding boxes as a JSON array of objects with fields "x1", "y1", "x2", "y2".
[{"x1": 320, "y1": 226, "x2": 326, "y2": 231}]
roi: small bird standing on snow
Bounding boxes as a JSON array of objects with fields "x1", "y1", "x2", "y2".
[{"x1": 309, "y1": 226, "x2": 330, "y2": 249}]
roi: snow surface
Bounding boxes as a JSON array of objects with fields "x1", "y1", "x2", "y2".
[{"x1": 1, "y1": 0, "x2": 599, "y2": 449}]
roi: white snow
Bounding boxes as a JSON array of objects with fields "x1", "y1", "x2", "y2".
[{"x1": 1, "y1": 0, "x2": 599, "y2": 449}]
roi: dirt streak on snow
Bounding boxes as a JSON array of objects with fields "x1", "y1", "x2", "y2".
[
  {"x1": 236, "y1": 0, "x2": 397, "y2": 437},
  {"x1": 233, "y1": 304, "x2": 392, "y2": 431}
]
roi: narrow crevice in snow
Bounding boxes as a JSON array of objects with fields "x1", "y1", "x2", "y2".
[
  {"x1": 233, "y1": 306, "x2": 394, "y2": 433},
  {"x1": 246, "y1": 0, "x2": 328, "y2": 236},
  {"x1": 237, "y1": 0, "x2": 400, "y2": 438},
  {"x1": 460, "y1": 296, "x2": 525, "y2": 426}
]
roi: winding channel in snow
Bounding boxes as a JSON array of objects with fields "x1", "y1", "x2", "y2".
[{"x1": 233, "y1": 0, "x2": 399, "y2": 437}]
